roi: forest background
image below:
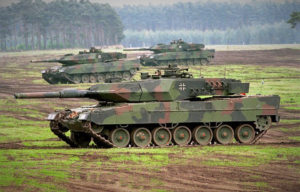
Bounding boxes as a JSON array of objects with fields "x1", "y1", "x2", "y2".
[{"x1": 0, "y1": 0, "x2": 299, "y2": 51}]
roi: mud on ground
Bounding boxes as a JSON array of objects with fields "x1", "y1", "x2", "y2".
[{"x1": 0, "y1": 49, "x2": 299, "y2": 191}]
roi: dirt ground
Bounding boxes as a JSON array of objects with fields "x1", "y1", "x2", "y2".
[{"x1": 0, "y1": 49, "x2": 300, "y2": 191}]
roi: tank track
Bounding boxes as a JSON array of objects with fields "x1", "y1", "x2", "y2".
[
  {"x1": 50, "y1": 120, "x2": 272, "y2": 149},
  {"x1": 82, "y1": 121, "x2": 116, "y2": 148},
  {"x1": 50, "y1": 121, "x2": 79, "y2": 148}
]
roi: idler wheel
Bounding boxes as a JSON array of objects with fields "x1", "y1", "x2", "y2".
[
  {"x1": 131, "y1": 128, "x2": 152, "y2": 147},
  {"x1": 71, "y1": 132, "x2": 91, "y2": 147},
  {"x1": 109, "y1": 128, "x2": 130, "y2": 148},
  {"x1": 213, "y1": 125, "x2": 234, "y2": 145},
  {"x1": 172, "y1": 126, "x2": 191, "y2": 146},
  {"x1": 234, "y1": 124, "x2": 255, "y2": 144},
  {"x1": 255, "y1": 116, "x2": 272, "y2": 131},
  {"x1": 192, "y1": 126, "x2": 213, "y2": 145},
  {"x1": 152, "y1": 127, "x2": 172, "y2": 147}
]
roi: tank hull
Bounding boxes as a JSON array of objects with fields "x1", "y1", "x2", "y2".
[
  {"x1": 41, "y1": 59, "x2": 140, "y2": 84},
  {"x1": 49, "y1": 95, "x2": 280, "y2": 148},
  {"x1": 140, "y1": 49, "x2": 215, "y2": 66}
]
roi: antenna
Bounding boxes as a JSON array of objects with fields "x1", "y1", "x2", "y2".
[
  {"x1": 224, "y1": 28, "x2": 230, "y2": 78},
  {"x1": 260, "y1": 78, "x2": 265, "y2": 95}
]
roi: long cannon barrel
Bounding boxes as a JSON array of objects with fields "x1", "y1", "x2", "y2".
[
  {"x1": 31, "y1": 59, "x2": 60, "y2": 63},
  {"x1": 123, "y1": 47, "x2": 152, "y2": 51},
  {"x1": 14, "y1": 89, "x2": 88, "y2": 99}
]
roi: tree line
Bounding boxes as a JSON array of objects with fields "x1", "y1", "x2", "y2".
[
  {"x1": 121, "y1": 22, "x2": 300, "y2": 47},
  {"x1": 0, "y1": 0, "x2": 299, "y2": 51},
  {"x1": 116, "y1": 1, "x2": 300, "y2": 31},
  {"x1": 0, "y1": 0, "x2": 124, "y2": 51}
]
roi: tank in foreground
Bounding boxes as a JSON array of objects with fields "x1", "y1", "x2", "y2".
[{"x1": 14, "y1": 68, "x2": 280, "y2": 148}]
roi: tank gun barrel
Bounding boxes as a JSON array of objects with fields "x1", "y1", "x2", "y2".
[
  {"x1": 31, "y1": 59, "x2": 60, "y2": 63},
  {"x1": 14, "y1": 89, "x2": 88, "y2": 99},
  {"x1": 123, "y1": 47, "x2": 152, "y2": 51}
]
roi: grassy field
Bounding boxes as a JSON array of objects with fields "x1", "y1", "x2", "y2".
[{"x1": 0, "y1": 46, "x2": 300, "y2": 191}]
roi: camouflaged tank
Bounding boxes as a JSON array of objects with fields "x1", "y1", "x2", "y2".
[
  {"x1": 124, "y1": 39, "x2": 215, "y2": 66},
  {"x1": 14, "y1": 68, "x2": 280, "y2": 148},
  {"x1": 31, "y1": 47, "x2": 140, "y2": 84}
]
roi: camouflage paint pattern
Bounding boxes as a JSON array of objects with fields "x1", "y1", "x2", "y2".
[
  {"x1": 32, "y1": 47, "x2": 138, "y2": 84},
  {"x1": 124, "y1": 39, "x2": 215, "y2": 66},
  {"x1": 14, "y1": 72, "x2": 280, "y2": 147}
]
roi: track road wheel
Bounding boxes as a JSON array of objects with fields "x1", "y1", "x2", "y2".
[
  {"x1": 106, "y1": 73, "x2": 113, "y2": 80},
  {"x1": 152, "y1": 127, "x2": 172, "y2": 147},
  {"x1": 187, "y1": 59, "x2": 193, "y2": 65},
  {"x1": 194, "y1": 59, "x2": 201, "y2": 65},
  {"x1": 115, "y1": 72, "x2": 122, "y2": 78},
  {"x1": 122, "y1": 72, "x2": 131, "y2": 80},
  {"x1": 213, "y1": 125, "x2": 234, "y2": 145},
  {"x1": 109, "y1": 128, "x2": 130, "y2": 148},
  {"x1": 131, "y1": 128, "x2": 152, "y2": 147},
  {"x1": 234, "y1": 124, "x2": 255, "y2": 144},
  {"x1": 97, "y1": 74, "x2": 105, "y2": 83},
  {"x1": 192, "y1": 126, "x2": 213, "y2": 145},
  {"x1": 73, "y1": 75, "x2": 81, "y2": 84},
  {"x1": 200, "y1": 59, "x2": 208, "y2": 65},
  {"x1": 82, "y1": 74, "x2": 89, "y2": 83},
  {"x1": 89, "y1": 74, "x2": 97, "y2": 83},
  {"x1": 71, "y1": 132, "x2": 91, "y2": 147},
  {"x1": 207, "y1": 56, "x2": 212, "y2": 62},
  {"x1": 172, "y1": 126, "x2": 192, "y2": 146}
]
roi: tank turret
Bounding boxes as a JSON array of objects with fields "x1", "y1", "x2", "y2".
[
  {"x1": 124, "y1": 39, "x2": 215, "y2": 66},
  {"x1": 15, "y1": 76, "x2": 250, "y2": 102},
  {"x1": 31, "y1": 47, "x2": 127, "y2": 65}
]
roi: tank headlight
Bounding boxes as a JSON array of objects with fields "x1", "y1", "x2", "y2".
[
  {"x1": 78, "y1": 113, "x2": 90, "y2": 121},
  {"x1": 150, "y1": 56, "x2": 154, "y2": 59},
  {"x1": 41, "y1": 70, "x2": 46, "y2": 74},
  {"x1": 137, "y1": 56, "x2": 141, "y2": 59},
  {"x1": 59, "y1": 69, "x2": 65, "y2": 72},
  {"x1": 47, "y1": 113, "x2": 59, "y2": 121}
]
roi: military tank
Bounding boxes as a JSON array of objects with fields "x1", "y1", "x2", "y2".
[
  {"x1": 124, "y1": 39, "x2": 215, "y2": 66},
  {"x1": 31, "y1": 47, "x2": 140, "y2": 84},
  {"x1": 14, "y1": 68, "x2": 280, "y2": 148}
]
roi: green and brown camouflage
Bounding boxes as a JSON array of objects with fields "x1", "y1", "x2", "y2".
[
  {"x1": 14, "y1": 69, "x2": 280, "y2": 148},
  {"x1": 31, "y1": 47, "x2": 127, "y2": 65},
  {"x1": 124, "y1": 39, "x2": 215, "y2": 66},
  {"x1": 33, "y1": 47, "x2": 139, "y2": 84}
]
